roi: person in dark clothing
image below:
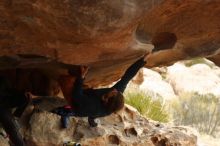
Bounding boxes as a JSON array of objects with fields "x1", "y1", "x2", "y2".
[
  {"x1": 55, "y1": 55, "x2": 147, "y2": 127},
  {"x1": 0, "y1": 77, "x2": 30, "y2": 146}
]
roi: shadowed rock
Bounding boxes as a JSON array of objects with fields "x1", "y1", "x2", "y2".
[{"x1": 1, "y1": 0, "x2": 220, "y2": 86}]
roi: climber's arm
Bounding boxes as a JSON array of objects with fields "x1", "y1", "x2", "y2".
[{"x1": 112, "y1": 57, "x2": 146, "y2": 93}]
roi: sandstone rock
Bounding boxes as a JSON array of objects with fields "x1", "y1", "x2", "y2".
[
  {"x1": 128, "y1": 59, "x2": 220, "y2": 100},
  {"x1": 128, "y1": 68, "x2": 177, "y2": 100},
  {"x1": 140, "y1": 0, "x2": 220, "y2": 67},
  {"x1": 166, "y1": 62, "x2": 220, "y2": 96},
  {"x1": 1, "y1": 1, "x2": 220, "y2": 86},
  {"x1": 11, "y1": 97, "x2": 197, "y2": 146},
  {"x1": 0, "y1": 0, "x2": 155, "y2": 87},
  {"x1": 0, "y1": 134, "x2": 9, "y2": 146}
]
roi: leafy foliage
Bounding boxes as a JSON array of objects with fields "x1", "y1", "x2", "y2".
[{"x1": 125, "y1": 90, "x2": 170, "y2": 123}]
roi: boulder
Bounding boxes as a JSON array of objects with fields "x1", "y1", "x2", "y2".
[
  {"x1": 0, "y1": 135, "x2": 9, "y2": 146},
  {"x1": 9, "y1": 97, "x2": 197, "y2": 146},
  {"x1": 0, "y1": 0, "x2": 155, "y2": 87},
  {"x1": 140, "y1": 0, "x2": 220, "y2": 67},
  {"x1": 1, "y1": 0, "x2": 220, "y2": 86},
  {"x1": 166, "y1": 62, "x2": 220, "y2": 96},
  {"x1": 128, "y1": 68, "x2": 177, "y2": 101}
]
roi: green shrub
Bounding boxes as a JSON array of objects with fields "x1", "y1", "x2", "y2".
[
  {"x1": 171, "y1": 92, "x2": 220, "y2": 136},
  {"x1": 125, "y1": 90, "x2": 170, "y2": 123}
]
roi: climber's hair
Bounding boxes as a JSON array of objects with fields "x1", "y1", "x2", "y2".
[{"x1": 102, "y1": 91, "x2": 124, "y2": 113}]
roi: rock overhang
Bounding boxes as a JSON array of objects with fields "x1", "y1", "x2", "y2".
[{"x1": 0, "y1": 0, "x2": 220, "y2": 86}]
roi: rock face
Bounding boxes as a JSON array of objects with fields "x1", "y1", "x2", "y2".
[
  {"x1": 1, "y1": 0, "x2": 220, "y2": 86},
  {"x1": 0, "y1": 97, "x2": 197, "y2": 146},
  {"x1": 128, "y1": 68, "x2": 177, "y2": 100},
  {"x1": 0, "y1": 0, "x2": 154, "y2": 87},
  {"x1": 140, "y1": 0, "x2": 220, "y2": 67},
  {"x1": 0, "y1": 1, "x2": 218, "y2": 145},
  {"x1": 0, "y1": 136, "x2": 9, "y2": 146},
  {"x1": 166, "y1": 62, "x2": 220, "y2": 96},
  {"x1": 129, "y1": 59, "x2": 220, "y2": 98}
]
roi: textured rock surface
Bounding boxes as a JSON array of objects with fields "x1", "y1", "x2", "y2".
[
  {"x1": 140, "y1": 0, "x2": 220, "y2": 67},
  {"x1": 166, "y1": 62, "x2": 220, "y2": 96},
  {"x1": 0, "y1": 136, "x2": 9, "y2": 146},
  {"x1": 128, "y1": 68, "x2": 177, "y2": 100},
  {"x1": 130, "y1": 60, "x2": 220, "y2": 98},
  {"x1": 0, "y1": 0, "x2": 155, "y2": 87},
  {"x1": 0, "y1": 97, "x2": 197, "y2": 146},
  {"x1": 1, "y1": 0, "x2": 220, "y2": 86}
]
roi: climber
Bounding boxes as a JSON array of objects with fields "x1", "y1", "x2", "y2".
[
  {"x1": 0, "y1": 76, "x2": 30, "y2": 146},
  {"x1": 55, "y1": 54, "x2": 147, "y2": 127}
]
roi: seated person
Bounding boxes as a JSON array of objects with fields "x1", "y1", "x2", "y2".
[{"x1": 56, "y1": 55, "x2": 147, "y2": 127}]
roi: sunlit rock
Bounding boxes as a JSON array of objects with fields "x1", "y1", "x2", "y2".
[
  {"x1": 128, "y1": 68, "x2": 177, "y2": 101},
  {"x1": 167, "y1": 62, "x2": 220, "y2": 96}
]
